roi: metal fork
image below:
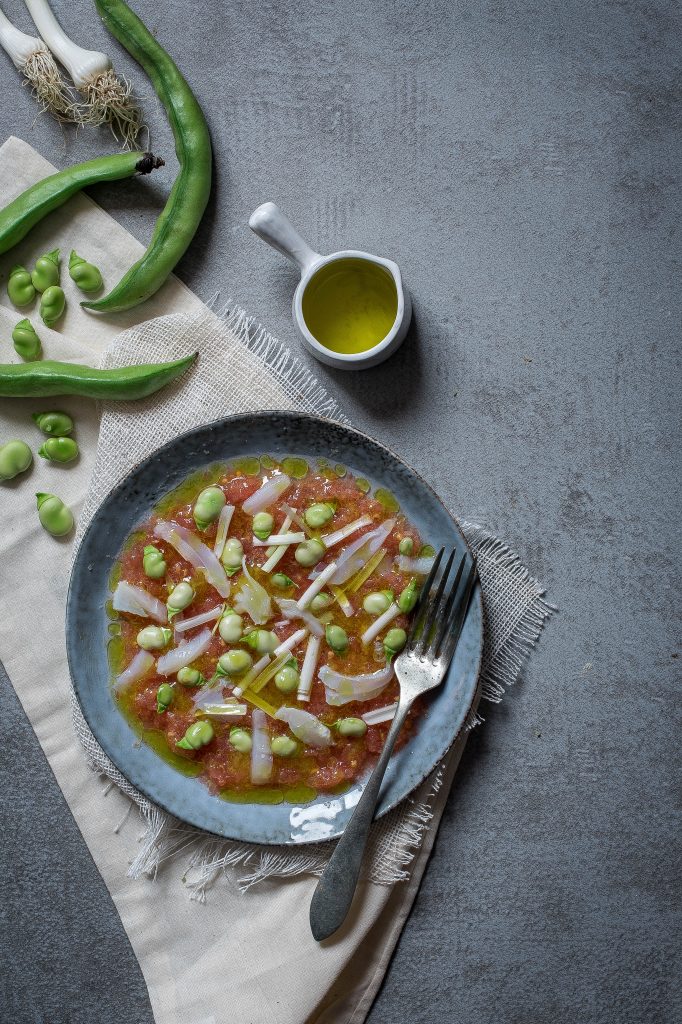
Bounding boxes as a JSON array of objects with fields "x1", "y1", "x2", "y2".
[{"x1": 309, "y1": 548, "x2": 478, "y2": 941}]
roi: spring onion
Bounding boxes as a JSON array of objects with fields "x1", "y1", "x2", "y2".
[
  {"x1": 232, "y1": 654, "x2": 270, "y2": 697},
  {"x1": 347, "y1": 548, "x2": 387, "y2": 593},
  {"x1": 24, "y1": 0, "x2": 141, "y2": 146},
  {"x1": 154, "y1": 521, "x2": 231, "y2": 598},
  {"x1": 274, "y1": 628, "x2": 307, "y2": 657},
  {"x1": 361, "y1": 702, "x2": 399, "y2": 725},
  {"x1": 296, "y1": 561, "x2": 339, "y2": 610},
  {"x1": 0, "y1": 9, "x2": 77, "y2": 123},
  {"x1": 321, "y1": 515, "x2": 372, "y2": 549},
  {"x1": 241, "y1": 473, "x2": 291, "y2": 515},
  {"x1": 297, "y1": 634, "x2": 321, "y2": 701},
  {"x1": 280, "y1": 503, "x2": 313, "y2": 536},
  {"x1": 112, "y1": 580, "x2": 167, "y2": 623},
  {"x1": 173, "y1": 604, "x2": 223, "y2": 634},
  {"x1": 252, "y1": 531, "x2": 305, "y2": 547},
  {"x1": 321, "y1": 519, "x2": 396, "y2": 585},
  {"x1": 250, "y1": 709, "x2": 273, "y2": 784},
  {"x1": 395, "y1": 554, "x2": 436, "y2": 575},
  {"x1": 248, "y1": 651, "x2": 291, "y2": 694},
  {"x1": 156, "y1": 627, "x2": 212, "y2": 676},
  {"x1": 330, "y1": 585, "x2": 354, "y2": 618},
  {"x1": 260, "y1": 514, "x2": 293, "y2": 573},
  {"x1": 360, "y1": 603, "x2": 400, "y2": 646},
  {"x1": 114, "y1": 649, "x2": 154, "y2": 690},
  {"x1": 212, "y1": 504, "x2": 235, "y2": 559}
]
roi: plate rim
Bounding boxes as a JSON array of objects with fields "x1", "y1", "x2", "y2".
[{"x1": 66, "y1": 409, "x2": 483, "y2": 844}]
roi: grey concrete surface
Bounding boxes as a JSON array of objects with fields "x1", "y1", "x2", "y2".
[{"x1": 0, "y1": 0, "x2": 680, "y2": 1021}]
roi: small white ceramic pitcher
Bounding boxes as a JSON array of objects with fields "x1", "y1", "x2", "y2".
[{"x1": 249, "y1": 202, "x2": 411, "y2": 370}]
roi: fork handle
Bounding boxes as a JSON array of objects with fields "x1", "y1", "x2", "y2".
[{"x1": 309, "y1": 696, "x2": 413, "y2": 941}]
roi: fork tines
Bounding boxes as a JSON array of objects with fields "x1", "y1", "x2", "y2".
[{"x1": 407, "y1": 547, "x2": 477, "y2": 665}]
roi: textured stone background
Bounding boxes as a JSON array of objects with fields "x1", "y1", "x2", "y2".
[{"x1": 0, "y1": 1, "x2": 680, "y2": 1021}]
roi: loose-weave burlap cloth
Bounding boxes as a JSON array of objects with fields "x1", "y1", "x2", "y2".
[{"x1": 0, "y1": 137, "x2": 553, "y2": 1024}]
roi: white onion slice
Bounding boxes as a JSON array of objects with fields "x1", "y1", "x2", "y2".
[
  {"x1": 233, "y1": 558, "x2": 272, "y2": 624},
  {"x1": 213, "y1": 504, "x2": 235, "y2": 558},
  {"x1": 360, "y1": 603, "x2": 400, "y2": 646},
  {"x1": 250, "y1": 709, "x2": 273, "y2": 784},
  {"x1": 252, "y1": 532, "x2": 305, "y2": 547},
  {"x1": 156, "y1": 628, "x2": 213, "y2": 676},
  {"x1": 154, "y1": 521, "x2": 231, "y2": 598},
  {"x1": 114, "y1": 649, "x2": 155, "y2": 690},
  {"x1": 362, "y1": 702, "x2": 399, "y2": 725},
  {"x1": 395, "y1": 555, "x2": 435, "y2": 575},
  {"x1": 112, "y1": 581, "x2": 167, "y2": 623},
  {"x1": 321, "y1": 515, "x2": 372, "y2": 549},
  {"x1": 242, "y1": 473, "x2": 291, "y2": 515},
  {"x1": 174, "y1": 604, "x2": 223, "y2": 633},
  {"x1": 298, "y1": 634, "x2": 321, "y2": 701},
  {"x1": 319, "y1": 662, "x2": 394, "y2": 705},
  {"x1": 317, "y1": 519, "x2": 396, "y2": 585},
  {"x1": 296, "y1": 561, "x2": 338, "y2": 610},
  {"x1": 276, "y1": 598, "x2": 324, "y2": 637},
  {"x1": 275, "y1": 706, "x2": 332, "y2": 747}
]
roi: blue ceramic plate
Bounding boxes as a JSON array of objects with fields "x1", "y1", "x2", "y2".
[{"x1": 66, "y1": 412, "x2": 482, "y2": 845}]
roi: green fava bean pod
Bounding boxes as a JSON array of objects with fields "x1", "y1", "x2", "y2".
[
  {"x1": 229, "y1": 727, "x2": 252, "y2": 753},
  {"x1": 0, "y1": 440, "x2": 32, "y2": 481},
  {"x1": 32, "y1": 410, "x2": 73, "y2": 436},
  {"x1": 7, "y1": 265, "x2": 35, "y2": 307},
  {"x1": 295, "y1": 538, "x2": 326, "y2": 567},
  {"x1": 0, "y1": 353, "x2": 197, "y2": 400},
  {"x1": 271, "y1": 735, "x2": 298, "y2": 757},
  {"x1": 336, "y1": 717, "x2": 367, "y2": 738},
  {"x1": 304, "y1": 502, "x2": 335, "y2": 528},
  {"x1": 83, "y1": 1, "x2": 212, "y2": 314},
  {"x1": 384, "y1": 627, "x2": 407, "y2": 658},
  {"x1": 31, "y1": 249, "x2": 60, "y2": 293},
  {"x1": 177, "y1": 720, "x2": 214, "y2": 751},
  {"x1": 326, "y1": 624, "x2": 348, "y2": 653},
  {"x1": 136, "y1": 625, "x2": 172, "y2": 650},
  {"x1": 12, "y1": 319, "x2": 42, "y2": 361},
  {"x1": 218, "y1": 610, "x2": 243, "y2": 643},
  {"x1": 68, "y1": 250, "x2": 103, "y2": 293},
  {"x1": 274, "y1": 664, "x2": 299, "y2": 693},
  {"x1": 36, "y1": 492, "x2": 73, "y2": 536},
  {"x1": 143, "y1": 544, "x2": 166, "y2": 579},
  {"x1": 40, "y1": 286, "x2": 66, "y2": 327},
  {"x1": 193, "y1": 485, "x2": 225, "y2": 529},
  {"x1": 156, "y1": 683, "x2": 174, "y2": 713},
  {"x1": 252, "y1": 511, "x2": 274, "y2": 540},
  {"x1": 38, "y1": 437, "x2": 79, "y2": 463}
]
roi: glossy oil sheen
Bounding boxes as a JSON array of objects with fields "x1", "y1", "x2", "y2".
[
  {"x1": 301, "y1": 258, "x2": 398, "y2": 354},
  {"x1": 66, "y1": 412, "x2": 483, "y2": 845}
]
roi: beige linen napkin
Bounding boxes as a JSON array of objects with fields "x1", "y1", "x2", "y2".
[{"x1": 0, "y1": 137, "x2": 553, "y2": 1024}]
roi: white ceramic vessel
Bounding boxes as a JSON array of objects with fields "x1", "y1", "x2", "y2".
[{"x1": 249, "y1": 202, "x2": 412, "y2": 370}]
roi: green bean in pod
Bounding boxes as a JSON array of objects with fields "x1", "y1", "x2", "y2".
[
  {"x1": 0, "y1": 353, "x2": 197, "y2": 399},
  {"x1": 84, "y1": 0, "x2": 212, "y2": 314},
  {"x1": 0, "y1": 151, "x2": 163, "y2": 256}
]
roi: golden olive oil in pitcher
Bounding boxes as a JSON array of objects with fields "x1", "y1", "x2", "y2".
[{"x1": 301, "y1": 257, "x2": 399, "y2": 355}]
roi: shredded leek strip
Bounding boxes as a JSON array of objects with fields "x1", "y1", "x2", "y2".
[
  {"x1": 347, "y1": 548, "x2": 387, "y2": 593},
  {"x1": 233, "y1": 654, "x2": 271, "y2": 697},
  {"x1": 253, "y1": 531, "x2": 305, "y2": 547},
  {"x1": 240, "y1": 689, "x2": 277, "y2": 718},
  {"x1": 250, "y1": 652, "x2": 291, "y2": 694},
  {"x1": 321, "y1": 515, "x2": 372, "y2": 549},
  {"x1": 297, "y1": 560, "x2": 338, "y2": 610},
  {"x1": 274, "y1": 628, "x2": 307, "y2": 657},
  {"x1": 260, "y1": 515, "x2": 293, "y2": 573},
  {"x1": 361, "y1": 702, "x2": 398, "y2": 725},
  {"x1": 196, "y1": 703, "x2": 247, "y2": 719},
  {"x1": 281, "y1": 503, "x2": 314, "y2": 537},
  {"x1": 297, "y1": 634, "x2": 321, "y2": 702},
  {"x1": 361, "y1": 603, "x2": 400, "y2": 645},
  {"x1": 213, "y1": 505, "x2": 235, "y2": 559},
  {"x1": 330, "y1": 584, "x2": 354, "y2": 617}
]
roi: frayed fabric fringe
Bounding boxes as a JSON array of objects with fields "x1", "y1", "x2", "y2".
[{"x1": 70, "y1": 304, "x2": 554, "y2": 896}]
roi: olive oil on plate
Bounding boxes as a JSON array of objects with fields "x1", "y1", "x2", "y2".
[{"x1": 301, "y1": 257, "x2": 398, "y2": 355}]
